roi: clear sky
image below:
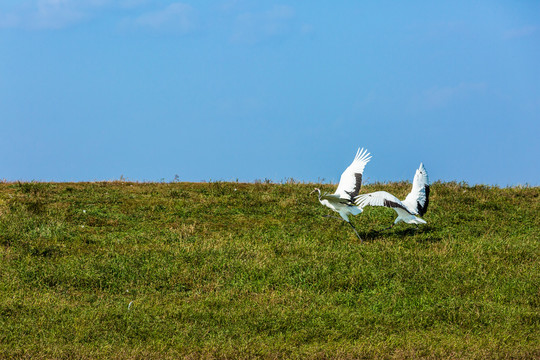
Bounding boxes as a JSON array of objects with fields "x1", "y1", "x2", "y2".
[{"x1": 1, "y1": 1, "x2": 539, "y2": 185}]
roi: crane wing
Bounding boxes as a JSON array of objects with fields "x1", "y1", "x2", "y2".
[
  {"x1": 402, "y1": 163, "x2": 430, "y2": 216},
  {"x1": 319, "y1": 193, "x2": 346, "y2": 205},
  {"x1": 334, "y1": 148, "x2": 371, "y2": 202},
  {"x1": 355, "y1": 191, "x2": 413, "y2": 214}
]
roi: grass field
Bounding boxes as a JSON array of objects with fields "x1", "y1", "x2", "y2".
[{"x1": 0, "y1": 180, "x2": 538, "y2": 359}]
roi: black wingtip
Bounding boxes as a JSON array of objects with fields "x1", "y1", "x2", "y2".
[
  {"x1": 384, "y1": 198, "x2": 411, "y2": 213},
  {"x1": 417, "y1": 185, "x2": 430, "y2": 216}
]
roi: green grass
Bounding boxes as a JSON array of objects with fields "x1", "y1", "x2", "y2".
[{"x1": 0, "y1": 181, "x2": 538, "y2": 359}]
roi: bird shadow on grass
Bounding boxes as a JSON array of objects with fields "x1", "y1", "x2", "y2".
[
  {"x1": 395, "y1": 225, "x2": 442, "y2": 243},
  {"x1": 361, "y1": 225, "x2": 442, "y2": 243},
  {"x1": 359, "y1": 229, "x2": 388, "y2": 242}
]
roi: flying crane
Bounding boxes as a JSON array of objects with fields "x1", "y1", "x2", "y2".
[
  {"x1": 311, "y1": 148, "x2": 371, "y2": 241},
  {"x1": 355, "y1": 163, "x2": 430, "y2": 229}
]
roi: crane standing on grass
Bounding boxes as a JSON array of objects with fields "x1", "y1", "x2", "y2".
[
  {"x1": 355, "y1": 163, "x2": 430, "y2": 229},
  {"x1": 311, "y1": 148, "x2": 371, "y2": 241}
]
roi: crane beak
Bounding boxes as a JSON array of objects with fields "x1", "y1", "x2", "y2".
[{"x1": 310, "y1": 188, "x2": 320, "y2": 195}]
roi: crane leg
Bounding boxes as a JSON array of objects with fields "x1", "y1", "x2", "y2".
[
  {"x1": 347, "y1": 221, "x2": 363, "y2": 242},
  {"x1": 322, "y1": 215, "x2": 363, "y2": 241}
]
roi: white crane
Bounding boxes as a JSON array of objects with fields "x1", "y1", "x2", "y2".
[
  {"x1": 355, "y1": 163, "x2": 430, "y2": 229},
  {"x1": 311, "y1": 148, "x2": 371, "y2": 241}
]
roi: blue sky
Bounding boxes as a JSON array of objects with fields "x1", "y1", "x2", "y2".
[{"x1": 1, "y1": 1, "x2": 539, "y2": 185}]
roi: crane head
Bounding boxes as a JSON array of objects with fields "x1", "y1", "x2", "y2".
[{"x1": 310, "y1": 188, "x2": 321, "y2": 197}]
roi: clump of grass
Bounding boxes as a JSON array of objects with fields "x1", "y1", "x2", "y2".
[{"x1": 0, "y1": 181, "x2": 538, "y2": 359}]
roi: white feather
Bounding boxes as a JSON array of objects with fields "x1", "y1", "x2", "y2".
[
  {"x1": 402, "y1": 163, "x2": 430, "y2": 215},
  {"x1": 355, "y1": 191, "x2": 403, "y2": 209},
  {"x1": 334, "y1": 148, "x2": 371, "y2": 200}
]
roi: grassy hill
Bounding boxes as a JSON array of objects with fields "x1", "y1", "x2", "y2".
[{"x1": 0, "y1": 181, "x2": 538, "y2": 359}]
